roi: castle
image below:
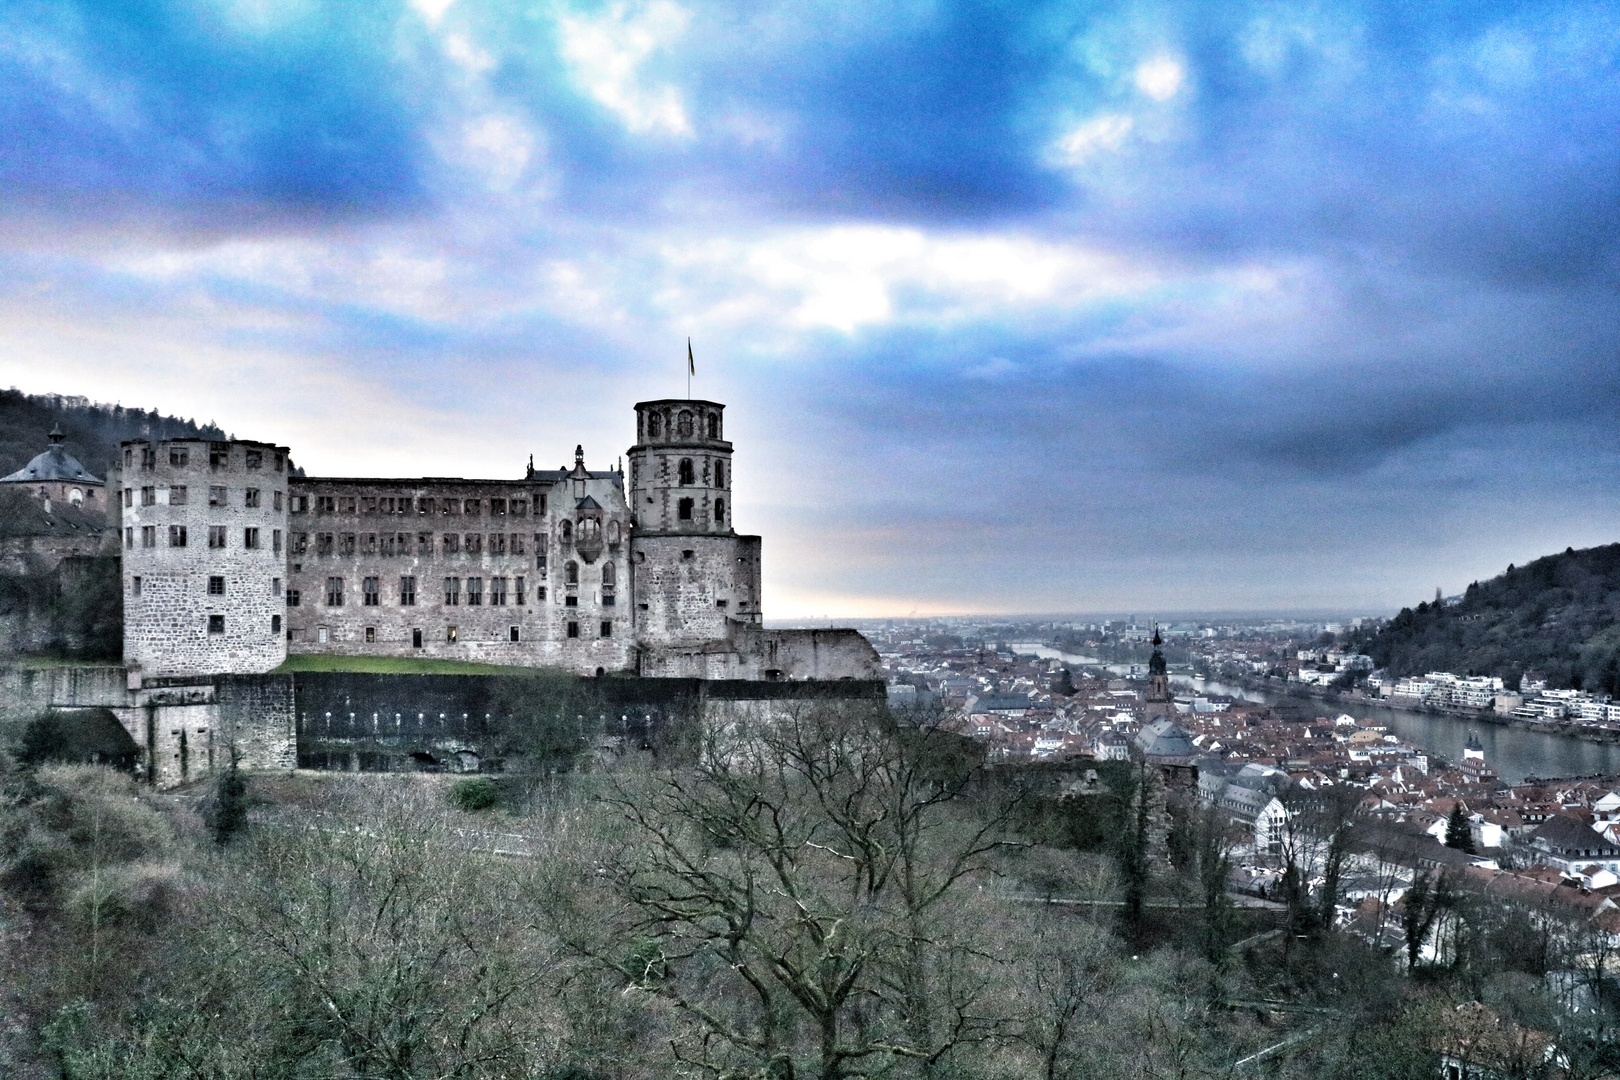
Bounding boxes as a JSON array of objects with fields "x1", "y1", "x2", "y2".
[{"x1": 115, "y1": 398, "x2": 877, "y2": 683}]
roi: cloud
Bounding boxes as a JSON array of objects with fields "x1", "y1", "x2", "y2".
[{"x1": 558, "y1": 0, "x2": 693, "y2": 137}]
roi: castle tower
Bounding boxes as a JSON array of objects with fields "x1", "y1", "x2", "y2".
[
  {"x1": 122, "y1": 438, "x2": 291, "y2": 677},
  {"x1": 627, "y1": 399, "x2": 762, "y2": 664}
]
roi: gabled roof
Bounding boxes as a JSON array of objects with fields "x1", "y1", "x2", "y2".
[{"x1": 1531, "y1": 814, "x2": 1620, "y2": 856}]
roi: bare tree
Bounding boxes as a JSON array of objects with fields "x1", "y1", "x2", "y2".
[{"x1": 605, "y1": 700, "x2": 1015, "y2": 1080}]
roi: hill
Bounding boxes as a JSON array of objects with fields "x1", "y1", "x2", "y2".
[
  {"x1": 1348, "y1": 544, "x2": 1620, "y2": 695},
  {"x1": 0, "y1": 389, "x2": 225, "y2": 482}
]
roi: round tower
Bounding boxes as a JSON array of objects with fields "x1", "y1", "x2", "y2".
[{"x1": 627, "y1": 400, "x2": 733, "y2": 535}]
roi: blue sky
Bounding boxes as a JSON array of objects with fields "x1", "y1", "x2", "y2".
[{"x1": 1, "y1": 0, "x2": 1615, "y2": 617}]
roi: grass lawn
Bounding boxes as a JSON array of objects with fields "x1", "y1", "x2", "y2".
[{"x1": 268, "y1": 654, "x2": 570, "y2": 677}]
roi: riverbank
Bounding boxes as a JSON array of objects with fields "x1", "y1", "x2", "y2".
[{"x1": 1191, "y1": 671, "x2": 1620, "y2": 745}]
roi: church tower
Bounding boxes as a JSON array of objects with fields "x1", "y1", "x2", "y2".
[
  {"x1": 627, "y1": 400, "x2": 762, "y2": 668},
  {"x1": 1146, "y1": 626, "x2": 1171, "y2": 704}
]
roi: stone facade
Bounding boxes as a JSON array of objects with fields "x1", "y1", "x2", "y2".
[
  {"x1": 120, "y1": 439, "x2": 291, "y2": 677},
  {"x1": 119, "y1": 399, "x2": 878, "y2": 683}
]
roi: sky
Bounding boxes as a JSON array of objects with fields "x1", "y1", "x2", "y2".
[{"x1": 0, "y1": 0, "x2": 1616, "y2": 619}]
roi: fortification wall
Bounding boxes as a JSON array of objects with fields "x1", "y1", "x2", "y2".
[{"x1": 631, "y1": 533, "x2": 762, "y2": 656}]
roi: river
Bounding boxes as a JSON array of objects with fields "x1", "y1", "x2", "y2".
[
  {"x1": 1174, "y1": 676, "x2": 1620, "y2": 785},
  {"x1": 1007, "y1": 644, "x2": 1620, "y2": 783}
]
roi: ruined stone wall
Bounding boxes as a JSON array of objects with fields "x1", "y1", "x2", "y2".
[
  {"x1": 630, "y1": 534, "x2": 762, "y2": 657},
  {"x1": 286, "y1": 471, "x2": 635, "y2": 674},
  {"x1": 628, "y1": 399, "x2": 734, "y2": 537},
  {"x1": 122, "y1": 438, "x2": 290, "y2": 676}
]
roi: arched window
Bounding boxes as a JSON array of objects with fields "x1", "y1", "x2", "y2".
[
  {"x1": 714, "y1": 461, "x2": 725, "y2": 488},
  {"x1": 580, "y1": 518, "x2": 601, "y2": 541},
  {"x1": 678, "y1": 498, "x2": 693, "y2": 520},
  {"x1": 678, "y1": 458, "x2": 694, "y2": 485},
  {"x1": 714, "y1": 499, "x2": 725, "y2": 523},
  {"x1": 565, "y1": 561, "x2": 578, "y2": 585},
  {"x1": 707, "y1": 413, "x2": 718, "y2": 438},
  {"x1": 602, "y1": 562, "x2": 616, "y2": 586},
  {"x1": 648, "y1": 412, "x2": 661, "y2": 437},
  {"x1": 560, "y1": 520, "x2": 573, "y2": 543},
  {"x1": 607, "y1": 520, "x2": 621, "y2": 544},
  {"x1": 678, "y1": 410, "x2": 693, "y2": 437}
]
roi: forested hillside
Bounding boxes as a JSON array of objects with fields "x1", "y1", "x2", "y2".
[
  {"x1": 0, "y1": 390, "x2": 223, "y2": 481},
  {"x1": 1348, "y1": 544, "x2": 1620, "y2": 695}
]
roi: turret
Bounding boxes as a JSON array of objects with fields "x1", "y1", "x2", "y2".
[{"x1": 626, "y1": 400, "x2": 732, "y2": 535}]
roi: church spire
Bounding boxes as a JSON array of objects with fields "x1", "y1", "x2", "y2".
[{"x1": 1146, "y1": 624, "x2": 1170, "y2": 702}]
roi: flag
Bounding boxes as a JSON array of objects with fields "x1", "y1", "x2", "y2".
[{"x1": 688, "y1": 338, "x2": 695, "y2": 376}]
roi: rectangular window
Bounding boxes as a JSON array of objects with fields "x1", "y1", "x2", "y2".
[
  {"x1": 365, "y1": 626, "x2": 376, "y2": 643},
  {"x1": 141, "y1": 486, "x2": 156, "y2": 506},
  {"x1": 209, "y1": 485, "x2": 227, "y2": 506},
  {"x1": 275, "y1": 453, "x2": 284, "y2": 473},
  {"x1": 208, "y1": 614, "x2": 225, "y2": 635},
  {"x1": 243, "y1": 527, "x2": 260, "y2": 549},
  {"x1": 464, "y1": 499, "x2": 480, "y2": 516},
  {"x1": 490, "y1": 498, "x2": 506, "y2": 516},
  {"x1": 465, "y1": 533, "x2": 482, "y2": 554},
  {"x1": 340, "y1": 533, "x2": 355, "y2": 555},
  {"x1": 417, "y1": 532, "x2": 433, "y2": 554},
  {"x1": 536, "y1": 493, "x2": 547, "y2": 515},
  {"x1": 538, "y1": 586, "x2": 547, "y2": 601},
  {"x1": 515, "y1": 576, "x2": 526, "y2": 605},
  {"x1": 490, "y1": 533, "x2": 506, "y2": 555},
  {"x1": 290, "y1": 494, "x2": 308, "y2": 513},
  {"x1": 208, "y1": 576, "x2": 226, "y2": 596},
  {"x1": 412, "y1": 628, "x2": 422, "y2": 648},
  {"x1": 125, "y1": 527, "x2": 133, "y2": 549},
  {"x1": 170, "y1": 447, "x2": 189, "y2": 467},
  {"x1": 273, "y1": 529, "x2": 282, "y2": 554},
  {"x1": 446, "y1": 625, "x2": 459, "y2": 642},
  {"x1": 273, "y1": 490, "x2": 283, "y2": 511},
  {"x1": 444, "y1": 577, "x2": 460, "y2": 605},
  {"x1": 362, "y1": 496, "x2": 378, "y2": 515},
  {"x1": 444, "y1": 499, "x2": 458, "y2": 516},
  {"x1": 380, "y1": 533, "x2": 394, "y2": 557},
  {"x1": 565, "y1": 594, "x2": 578, "y2": 607},
  {"x1": 317, "y1": 533, "x2": 333, "y2": 555},
  {"x1": 512, "y1": 533, "x2": 526, "y2": 555},
  {"x1": 287, "y1": 590, "x2": 301, "y2": 607},
  {"x1": 245, "y1": 450, "x2": 262, "y2": 469},
  {"x1": 567, "y1": 621, "x2": 579, "y2": 639},
  {"x1": 339, "y1": 497, "x2": 356, "y2": 514},
  {"x1": 124, "y1": 488, "x2": 133, "y2": 508},
  {"x1": 400, "y1": 576, "x2": 417, "y2": 606},
  {"x1": 601, "y1": 621, "x2": 613, "y2": 638},
  {"x1": 317, "y1": 495, "x2": 335, "y2": 514},
  {"x1": 318, "y1": 626, "x2": 329, "y2": 644},
  {"x1": 536, "y1": 544, "x2": 545, "y2": 571},
  {"x1": 510, "y1": 625, "x2": 520, "y2": 642},
  {"x1": 490, "y1": 577, "x2": 507, "y2": 605},
  {"x1": 362, "y1": 533, "x2": 377, "y2": 555},
  {"x1": 603, "y1": 592, "x2": 616, "y2": 606},
  {"x1": 362, "y1": 577, "x2": 380, "y2": 606},
  {"x1": 169, "y1": 485, "x2": 187, "y2": 505},
  {"x1": 512, "y1": 499, "x2": 527, "y2": 518},
  {"x1": 141, "y1": 447, "x2": 157, "y2": 469},
  {"x1": 678, "y1": 497, "x2": 693, "y2": 520},
  {"x1": 326, "y1": 577, "x2": 344, "y2": 606},
  {"x1": 141, "y1": 525, "x2": 156, "y2": 548},
  {"x1": 418, "y1": 497, "x2": 434, "y2": 514},
  {"x1": 466, "y1": 577, "x2": 483, "y2": 606},
  {"x1": 207, "y1": 525, "x2": 226, "y2": 548},
  {"x1": 272, "y1": 577, "x2": 281, "y2": 596},
  {"x1": 272, "y1": 614, "x2": 282, "y2": 634},
  {"x1": 443, "y1": 532, "x2": 460, "y2": 554},
  {"x1": 130, "y1": 575, "x2": 141, "y2": 596},
  {"x1": 244, "y1": 488, "x2": 260, "y2": 508}
]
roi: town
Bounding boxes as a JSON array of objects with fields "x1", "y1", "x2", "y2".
[{"x1": 868, "y1": 617, "x2": 1620, "y2": 955}]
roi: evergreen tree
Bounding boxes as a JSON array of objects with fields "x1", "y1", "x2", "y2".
[
  {"x1": 1444, "y1": 802, "x2": 1475, "y2": 854},
  {"x1": 211, "y1": 750, "x2": 248, "y2": 845}
]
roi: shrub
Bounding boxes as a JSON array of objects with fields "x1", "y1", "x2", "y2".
[{"x1": 448, "y1": 777, "x2": 501, "y2": 812}]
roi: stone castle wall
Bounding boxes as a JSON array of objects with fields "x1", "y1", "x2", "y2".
[{"x1": 121, "y1": 438, "x2": 290, "y2": 676}]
